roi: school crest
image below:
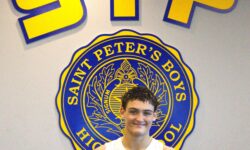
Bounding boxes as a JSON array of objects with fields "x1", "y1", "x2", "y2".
[{"x1": 56, "y1": 30, "x2": 199, "y2": 150}]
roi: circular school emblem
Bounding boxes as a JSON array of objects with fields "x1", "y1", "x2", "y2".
[{"x1": 56, "y1": 30, "x2": 199, "y2": 150}]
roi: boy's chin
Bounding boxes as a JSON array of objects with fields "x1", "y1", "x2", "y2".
[{"x1": 130, "y1": 129, "x2": 147, "y2": 137}]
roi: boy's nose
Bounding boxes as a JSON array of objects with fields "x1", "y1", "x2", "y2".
[{"x1": 135, "y1": 112, "x2": 144, "y2": 121}]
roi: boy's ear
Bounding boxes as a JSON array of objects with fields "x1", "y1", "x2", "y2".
[
  {"x1": 120, "y1": 107, "x2": 125, "y2": 118},
  {"x1": 153, "y1": 112, "x2": 157, "y2": 121}
]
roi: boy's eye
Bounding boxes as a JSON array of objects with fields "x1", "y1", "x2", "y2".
[
  {"x1": 129, "y1": 110, "x2": 138, "y2": 114},
  {"x1": 128, "y1": 110, "x2": 153, "y2": 116},
  {"x1": 143, "y1": 111, "x2": 153, "y2": 116}
]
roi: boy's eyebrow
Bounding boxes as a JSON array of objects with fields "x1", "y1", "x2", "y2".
[{"x1": 127, "y1": 107, "x2": 154, "y2": 112}]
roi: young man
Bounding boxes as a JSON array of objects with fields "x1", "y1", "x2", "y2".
[{"x1": 95, "y1": 86, "x2": 174, "y2": 150}]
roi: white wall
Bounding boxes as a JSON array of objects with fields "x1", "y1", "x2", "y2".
[{"x1": 0, "y1": 0, "x2": 249, "y2": 149}]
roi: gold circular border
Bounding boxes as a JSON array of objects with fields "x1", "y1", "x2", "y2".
[{"x1": 57, "y1": 30, "x2": 199, "y2": 150}]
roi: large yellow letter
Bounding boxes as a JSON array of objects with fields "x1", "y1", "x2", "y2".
[
  {"x1": 164, "y1": 0, "x2": 237, "y2": 28},
  {"x1": 13, "y1": 0, "x2": 87, "y2": 43},
  {"x1": 111, "y1": 0, "x2": 139, "y2": 20},
  {"x1": 14, "y1": 0, "x2": 57, "y2": 10}
]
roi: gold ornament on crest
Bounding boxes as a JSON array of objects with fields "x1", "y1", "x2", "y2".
[{"x1": 115, "y1": 59, "x2": 137, "y2": 84}]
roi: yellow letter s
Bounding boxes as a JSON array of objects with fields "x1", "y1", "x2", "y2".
[{"x1": 13, "y1": 0, "x2": 87, "y2": 43}]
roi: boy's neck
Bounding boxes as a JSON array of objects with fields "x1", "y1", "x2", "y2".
[{"x1": 122, "y1": 134, "x2": 152, "y2": 150}]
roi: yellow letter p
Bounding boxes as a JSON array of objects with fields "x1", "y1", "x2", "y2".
[{"x1": 163, "y1": 0, "x2": 237, "y2": 28}]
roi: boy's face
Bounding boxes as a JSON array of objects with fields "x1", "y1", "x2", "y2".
[{"x1": 120, "y1": 99, "x2": 157, "y2": 137}]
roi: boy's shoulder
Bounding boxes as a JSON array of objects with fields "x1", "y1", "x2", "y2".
[
  {"x1": 163, "y1": 145, "x2": 175, "y2": 150},
  {"x1": 94, "y1": 145, "x2": 105, "y2": 150}
]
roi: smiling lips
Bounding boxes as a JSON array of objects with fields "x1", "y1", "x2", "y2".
[{"x1": 133, "y1": 122, "x2": 146, "y2": 127}]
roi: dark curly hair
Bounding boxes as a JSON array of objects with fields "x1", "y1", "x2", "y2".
[{"x1": 121, "y1": 86, "x2": 159, "y2": 111}]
